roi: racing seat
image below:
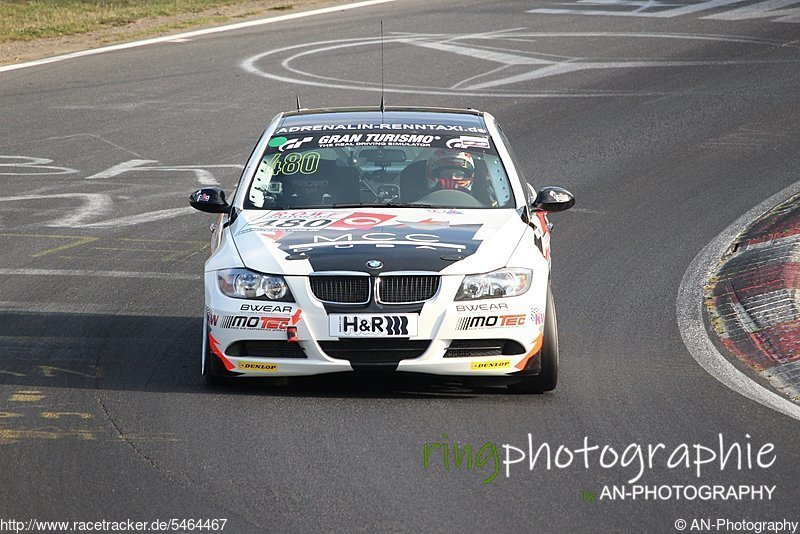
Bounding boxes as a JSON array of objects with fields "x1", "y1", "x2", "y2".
[
  {"x1": 397, "y1": 160, "x2": 430, "y2": 203},
  {"x1": 317, "y1": 160, "x2": 360, "y2": 204},
  {"x1": 274, "y1": 160, "x2": 360, "y2": 206}
]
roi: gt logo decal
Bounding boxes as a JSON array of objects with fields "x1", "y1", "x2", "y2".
[
  {"x1": 277, "y1": 137, "x2": 313, "y2": 152},
  {"x1": 445, "y1": 136, "x2": 490, "y2": 149}
]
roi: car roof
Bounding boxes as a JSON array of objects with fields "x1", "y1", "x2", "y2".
[{"x1": 277, "y1": 106, "x2": 488, "y2": 133}]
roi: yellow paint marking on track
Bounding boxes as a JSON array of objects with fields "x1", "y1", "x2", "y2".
[
  {"x1": 0, "y1": 428, "x2": 96, "y2": 445},
  {"x1": 40, "y1": 412, "x2": 94, "y2": 420},
  {"x1": 0, "y1": 429, "x2": 60, "y2": 444},
  {"x1": 0, "y1": 233, "x2": 206, "y2": 262},
  {"x1": 0, "y1": 412, "x2": 23, "y2": 419},
  {"x1": 116, "y1": 237, "x2": 206, "y2": 244},
  {"x1": 32, "y1": 237, "x2": 98, "y2": 258},
  {"x1": 0, "y1": 232, "x2": 86, "y2": 239},
  {"x1": 38, "y1": 365, "x2": 100, "y2": 379},
  {"x1": 90, "y1": 244, "x2": 211, "y2": 262},
  {"x1": 0, "y1": 232, "x2": 98, "y2": 258},
  {"x1": 9, "y1": 390, "x2": 44, "y2": 402},
  {"x1": 0, "y1": 368, "x2": 26, "y2": 377},
  {"x1": 115, "y1": 434, "x2": 184, "y2": 442},
  {"x1": 57, "y1": 255, "x2": 159, "y2": 263},
  {"x1": 162, "y1": 242, "x2": 209, "y2": 262},
  {"x1": 92, "y1": 247, "x2": 182, "y2": 261},
  {"x1": 47, "y1": 237, "x2": 210, "y2": 263},
  {"x1": 71, "y1": 429, "x2": 95, "y2": 441},
  {"x1": 0, "y1": 428, "x2": 182, "y2": 445},
  {"x1": 92, "y1": 238, "x2": 209, "y2": 262},
  {"x1": 93, "y1": 246, "x2": 182, "y2": 253}
]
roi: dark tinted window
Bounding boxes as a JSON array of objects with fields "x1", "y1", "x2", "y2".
[{"x1": 245, "y1": 132, "x2": 515, "y2": 210}]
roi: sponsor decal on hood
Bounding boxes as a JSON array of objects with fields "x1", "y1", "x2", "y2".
[
  {"x1": 232, "y1": 209, "x2": 526, "y2": 275},
  {"x1": 271, "y1": 223, "x2": 482, "y2": 273}
]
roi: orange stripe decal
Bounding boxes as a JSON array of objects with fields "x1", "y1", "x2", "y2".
[
  {"x1": 208, "y1": 333, "x2": 235, "y2": 371},
  {"x1": 515, "y1": 335, "x2": 544, "y2": 370}
]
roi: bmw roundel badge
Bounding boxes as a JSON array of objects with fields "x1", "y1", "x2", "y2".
[{"x1": 366, "y1": 259, "x2": 383, "y2": 270}]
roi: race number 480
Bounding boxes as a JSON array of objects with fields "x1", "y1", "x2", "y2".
[{"x1": 266, "y1": 152, "x2": 320, "y2": 176}]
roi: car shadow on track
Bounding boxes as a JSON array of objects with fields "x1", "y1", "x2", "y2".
[{"x1": 0, "y1": 311, "x2": 519, "y2": 399}]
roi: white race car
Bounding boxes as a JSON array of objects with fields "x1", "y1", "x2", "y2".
[{"x1": 190, "y1": 107, "x2": 574, "y2": 392}]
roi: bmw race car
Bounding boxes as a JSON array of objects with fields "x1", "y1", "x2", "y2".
[{"x1": 190, "y1": 107, "x2": 574, "y2": 392}]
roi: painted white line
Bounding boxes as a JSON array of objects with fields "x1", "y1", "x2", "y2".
[
  {"x1": 87, "y1": 160, "x2": 242, "y2": 185},
  {"x1": 529, "y1": 0, "x2": 800, "y2": 22},
  {"x1": 1, "y1": 192, "x2": 195, "y2": 229},
  {"x1": 85, "y1": 160, "x2": 157, "y2": 179},
  {"x1": 243, "y1": 36, "x2": 645, "y2": 98},
  {"x1": 1, "y1": 193, "x2": 113, "y2": 227},
  {"x1": 530, "y1": 0, "x2": 750, "y2": 18},
  {"x1": 704, "y1": 0, "x2": 800, "y2": 22},
  {"x1": 192, "y1": 168, "x2": 219, "y2": 186},
  {"x1": 0, "y1": 268, "x2": 201, "y2": 280},
  {"x1": 0, "y1": 156, "x2": 78, "y2": 176},
  {"x1": 461, "y1": 59, "x2": 792, "y2": 90},
  {"x1": 43, "y1": 134, "x2": 144, "y2": 158},
  {"x1": 124, "y1": 164, "x2": 243, "y2": 185},
  {"x1": 0, "y1": 0, "x2": 396, "y2": 74},
  {"x1": 0, "y1": 300, "x2": 181, "y2": 315},
  {"x1": 244, "y1": 31, "x2": 797, "y2": 98},
  {"x1": 676, "y1": 179, "x2": 800, "y2": 422},
  {"x1": 76, "y1": 207, "x2": 197, "y2": 228},
  {"x1": 400, "y1": 38, "x2": 553, "y2": 65}
]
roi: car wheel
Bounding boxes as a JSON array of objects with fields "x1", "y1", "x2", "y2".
[
  {"x1": 508, "y1": 284, "x2": 559, "y2": 393},
  {"x1": 202, "y1": 318, "x2": 228, "y2": 386}
]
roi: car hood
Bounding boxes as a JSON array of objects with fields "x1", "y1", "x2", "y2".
[{"x1": 229, "y1": 208, "x2": 528, "y2": 276}]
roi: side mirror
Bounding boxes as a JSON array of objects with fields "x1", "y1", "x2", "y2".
[
  {"x1": 190, "y1": 187, "x2": 229, "y2": 214},
  {"x1": 531, "y1": 186, "x2": 575, "y2": 212}
]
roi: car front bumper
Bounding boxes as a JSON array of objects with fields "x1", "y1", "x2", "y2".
[{"x1": 204, "y1": 271, "x2": 546, "y2": 378}]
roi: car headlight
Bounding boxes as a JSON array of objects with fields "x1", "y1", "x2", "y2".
[
  {"x1": 217, "y1": 269, "x2": 293, "y2": 301},
  {"x1": 455, "y1": 268, "x2": 532, "y2": 301}
]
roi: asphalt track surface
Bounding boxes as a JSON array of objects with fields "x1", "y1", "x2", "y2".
[{"x1": 1, "y1": 1, "x2": 799, "y2": 531}]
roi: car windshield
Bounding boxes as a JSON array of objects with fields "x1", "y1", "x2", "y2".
[{"x1": 244, "y1": 131, "x2": 515, "y2": 210}]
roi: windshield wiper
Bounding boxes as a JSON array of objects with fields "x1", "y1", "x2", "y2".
[
  {"x1": 330, "y1": 203, "x2": 391, "y2": 208},
  {"x1": 331, "y1": 202, "x2": 441, "y2": 209}
]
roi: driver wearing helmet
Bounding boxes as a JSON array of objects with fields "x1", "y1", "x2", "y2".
[{"x1": 427, "y1": 151, "x2": 475, "y2": 191}]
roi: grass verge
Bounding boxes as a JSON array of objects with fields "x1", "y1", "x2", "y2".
[
  {"x1": 0, "y1": 0, "x2": 326, "y2": 66},
  {"x1": 0, "y1": 1, "x2": 297, "y2": 43}
]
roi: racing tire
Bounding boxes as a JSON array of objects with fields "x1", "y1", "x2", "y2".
[
  {"x1": 508, "y1": 284, "x2": 559, "y2": 394},
  {"x1": 202, "y1": 319, "x2": 229, "y2": 386}
]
